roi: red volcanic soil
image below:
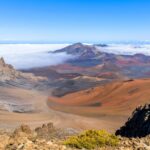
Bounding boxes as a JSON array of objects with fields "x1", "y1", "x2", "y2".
[{"x1": 48, "y1": 79, "x2": 150, "y2": 129}]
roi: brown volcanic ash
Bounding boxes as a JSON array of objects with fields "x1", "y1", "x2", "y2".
[
  {"x1": 0, "y1": 58, "x2": 120, "y2": 132},
  {"x1": 48, "y1": 78, "x2": 150, "y2": 120},
  {"x1": 51, "y1": 75, "x2": 110, "y2": 97}
]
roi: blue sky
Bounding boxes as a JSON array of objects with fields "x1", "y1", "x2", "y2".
[{"x1": 0, "y1": 0, "x2": 150, "y2": 42}]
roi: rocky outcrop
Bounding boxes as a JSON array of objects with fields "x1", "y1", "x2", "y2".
[
  {"x1": 0, "y1": 57, "x2": 47, "y2": 87},
  {"x1": 0, "y1": 57, "x2": 47, "y2": 82},
  {"x1": 116, "y1": 104, "x2": 150, "y2": 137},
  {"x1": 35, "y1": 123, "x2": 57, "y2": 140},
  {"x1": 0, "y1": 57, "x2": 20, "y2": 81},
  {"x1": 0, "y1": 123, "x2": 77, "y2": 150},
  {"x1": 117, "y1": 136, "x2": 150, "y2": 150},
  {"x1": 35, "y1": 123, "x2": 78, "y2": 140}
]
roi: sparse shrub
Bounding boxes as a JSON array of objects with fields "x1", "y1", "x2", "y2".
[{"x1": 64, "y1": 130, "x2": 119, "y2": 149}]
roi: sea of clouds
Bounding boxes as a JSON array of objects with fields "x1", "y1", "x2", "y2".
[
  {"x1": 0, "y1": 44, "x2": 74, "y2": 69},
  {"x1": 0, "y1": 43, "x2": 150, "y2": 69},
  {"x1": 99, "y1": 44, "x2": 150, "y2": 56}
]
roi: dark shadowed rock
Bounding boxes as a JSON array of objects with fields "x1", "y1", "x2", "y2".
[{"x1": 116, "y1": 104, "x2": 150, "y2": 137}]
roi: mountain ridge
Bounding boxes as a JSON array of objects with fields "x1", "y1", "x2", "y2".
[{"x1": 52, "y1": 43, "x2": 102, "y2": 59}]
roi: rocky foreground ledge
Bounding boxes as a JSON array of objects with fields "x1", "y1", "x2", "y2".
[
  {"x1": 0, "y1": 123, "x2": 76, "y2": 150},
  {"x1": 1, "y1": 103, "x2": 150, "y2": 150},
  {"x1": 0, "y1": 122, "x2": 150, "y2": 150}
]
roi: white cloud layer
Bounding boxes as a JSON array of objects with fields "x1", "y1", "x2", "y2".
[
  {"x1": 99, "y1": 44, "x2": 150, "y2": 56},
  {"x1": 0, "y1": 44, "x2": 73, "y2": 69},
  {"x1": 1, "y1": 43, "x2": 150, "y2": 69}
]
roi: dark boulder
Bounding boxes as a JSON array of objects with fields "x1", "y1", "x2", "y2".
[{"x1": 116, "y1": 104, "x2": 150, "y2": 138}]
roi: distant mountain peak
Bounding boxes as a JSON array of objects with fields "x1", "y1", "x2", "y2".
[{"x1": 53, "y1": 43, "x2": 102, "y2": 59}]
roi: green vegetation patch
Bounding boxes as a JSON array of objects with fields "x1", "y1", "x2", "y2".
[{"x1": 64, "y1": 130, "x2": 119, "y2": 149}]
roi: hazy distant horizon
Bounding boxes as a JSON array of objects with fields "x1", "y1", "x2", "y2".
[{"x1": 1, "y1": 43, "x2": 150, "y2": 69}]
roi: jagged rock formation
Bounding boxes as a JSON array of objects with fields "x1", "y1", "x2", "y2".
[
  {"x1": 0, "y1": 57, "x2": 47, "y2": 82},
  {"x1": 0, "y1": 57, "x2": 47, "y2": 89},
  {"x1": 116, "y1": 104, "x2": 150, "y2": 137},
  {"x1": 0, "y1": 123, "x2": 77, "y2": 150},
  {"x1": 0, "y1": 57, "x2": 20, "y2": 81},
  {"x1": 1, "y1": 123, "x2": 150, "y2": 150}
]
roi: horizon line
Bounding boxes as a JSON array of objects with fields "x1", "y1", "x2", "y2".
[{"x1": 0, "y1": 40, "x2": 150, "y2": 44}]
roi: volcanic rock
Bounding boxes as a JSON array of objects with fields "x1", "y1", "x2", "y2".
[
  {"x1": 0, "y1": 57, "x2": 47, "y2": 82},
  {"x1": 116, "y1": 104, "x2": 150, "y2": 137}
]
